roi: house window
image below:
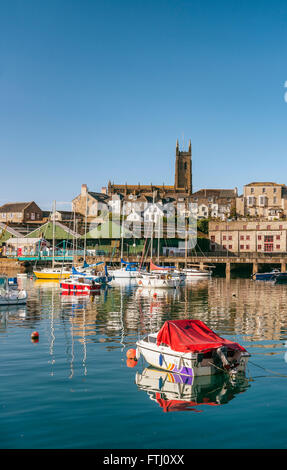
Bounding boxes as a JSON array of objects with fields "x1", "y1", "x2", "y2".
[
  {"x1": 228, "y1": 236, "x2": 232, "y2": 240},
  {"x1": 273, "y1": 197, "x2": 277, "y2": 203},
  {"x1": 265, "y1": 235, "x2": 273, "y2": 243},
  {"x1": 240, "y1": 235, "x2": 244, "y2": 240},
  {"x1": 262, "y1": 188, "x2": 266, "y2": 193},
  {"x1": 223, "y1": 245, "x2": 226, "y2": 249},
  {"x1": 276, "y1": 245, "x2": 280, "y2": 249},
  {"x1": 276, "y1": 235, "x2": 280, "y2": 240},
  {"x1": 246, "y1": 245, "x2": 250, "y2": 250},
  {"x1": 210, "y1": 236, "x2": 215, "y2": 242},
  {"x1": 246, "y1": 235, "x2": 250, "y2": 240},
  {"x1": 258, "y1": 235, "x2": 262, "y2": 240},
  {"x1": 258, "y1": 245, "x2": 262, "y2": 250},
  {"x1": 229, "y1": 245, "x2": 232, "y2": 249},
  {"x1": 274, "y1": 188, "x2": 277, "y2": 193},
  {"x1": 223, "y1": 235, "x2": 226, "y2": 240},
  {"x1": 240, "y1": 245, "x2": 244, "y2": 250},
  {"x1": 251, "y1": 188, "x2": 254, "y2": 194}
]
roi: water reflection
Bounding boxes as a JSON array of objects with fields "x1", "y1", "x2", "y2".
[{"x1": 135, "y1": 367, "x2": 250, "y2": 412}]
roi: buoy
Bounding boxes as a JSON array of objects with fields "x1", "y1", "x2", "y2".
[
  {"x1": 153, "y1": 292, "x2": 157, "y2": 298},
  {"x1": 31, "y1": 331, "x2": 39, "y2": 340},
  {"x1": 126, "y1": 348, "x2": 137, "y2": 359},
  {"x1": 126, "y1": 358, "x2": 138, "y2": 368}
]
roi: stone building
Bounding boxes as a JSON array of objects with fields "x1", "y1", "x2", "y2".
[
  {"x1": 106, "y1": 139, "x2": 192, "y2": 198},
  {"x1": 209, "y1": 220, "x2": 287, "y2": 253},
  {"x1": 72, "y1": 184, "x2": 110, "y2": 221},
  {"x1": 236, "y1": 182, "x2": 287, "y2": 219},
  {"x1": 0, "y1": 201, "x2": 43, "y2": 224}
]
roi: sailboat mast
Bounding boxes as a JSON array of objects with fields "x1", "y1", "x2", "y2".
[
  {"x1": 52, "y1": 200, "x2": 56, "y2": 269},
  {"x1": 84, "y1": 193, "x2": 88, "y2": 263}
]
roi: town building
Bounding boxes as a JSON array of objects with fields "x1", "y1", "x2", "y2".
[
  {"x1": 72, "y1": 184, "x2": 110, "y2": 221},
  {"x1": 236, "y1": 182, "x2": 287, "y2": 219},
  {"x1": 190, "y1": 188, "x2": 237, "y2": 220},
  {"x1": 209, "y1": 220, "x2": 287, "y2": 253},
  {"x1": 0, "y1": 201, "x2": 43, "y2": 224}
]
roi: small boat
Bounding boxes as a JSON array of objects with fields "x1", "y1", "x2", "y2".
[
  {"x1": 135, "y1": 319, "x2": 250, "y2": 377},
  {"x1": 136, "y1": 272, "x2": 181, "y2": 289},
  {"x1": 109, "y1": 259, "x2": 140, "y2": 279},
  {"x1": 0, "y1": 276, "x2": 28, "y2": 305},
  {"x1": 135, "y1": 367, "x2": 250, "y2": 411},
  {"x1": 60, "y1": 276, "x2": 101, "y2": 294},
  {"x1": 253, "y1": 269, "x2": 287, "y2": 282},
  {"x1": 33, "y1": 267, "x2": 71, "y2": 280},
  {"x1": 176, "y1": 267, "x2": 212, "y2": 278}
]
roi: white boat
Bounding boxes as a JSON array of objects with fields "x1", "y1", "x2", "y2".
[
  {"x1": 0, "y1": 276, "x2": 28, "y2": 305},
  {"x1": 175, "y1": 267, "x2": 212, "y2": 278},
  {"x1": 135, "y1": 319, "x2": 250, "y2": 377},
  {"x1": 136, "y1": 272, "x2": 181, "y2": 289}
]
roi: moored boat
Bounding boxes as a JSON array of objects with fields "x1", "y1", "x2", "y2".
[
  {"x1": 60, "y1": 276, "x2": 101, "y2": 294},
  {"x1": 253, "y1": 269, "x2": 287, "y2": 282},
  {"x1": 134, "y1": 319, "x2": 250, "y2": 377}
]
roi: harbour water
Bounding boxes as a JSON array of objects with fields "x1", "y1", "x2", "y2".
[{"x1": 1, "y1": 274, "x2": 287, "y2": 449}]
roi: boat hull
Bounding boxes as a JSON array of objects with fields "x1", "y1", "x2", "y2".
[
  {"x1": 60, "y1": 281, "x2": 100, "y2": 294},
  {"x1": 136, "y1": 341, "x2": 249, "y2": 377},
  {"x1": 33, "y1": 271, "x2": 71, "y2": 280}
]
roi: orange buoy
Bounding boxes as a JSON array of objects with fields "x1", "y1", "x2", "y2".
[
  {"x1": 153, "y1": 292, "x2": 157, "y2": 298},
  {"x1": 31, "y1": 331, "x2": 39, "y2": 340},
  {"x1": 126, "y1": 348, "x2": 137, "y2": 359},
  {"x1": 126, "y1": 358, "x2": 138, "y2": 368}
]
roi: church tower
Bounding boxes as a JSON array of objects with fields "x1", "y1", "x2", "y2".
[{"x1": 174, "y1": 139, "x2": 192, "y2": 194}]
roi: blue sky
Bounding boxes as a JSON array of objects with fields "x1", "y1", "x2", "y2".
[{"x1": 1, "y1": 0, "x2": 287, "y2": 210}]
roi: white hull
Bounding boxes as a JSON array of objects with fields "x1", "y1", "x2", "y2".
[
  {"x1": 110, "y1": 268, "x2": 139, "y2": 279},
  {"x1": 136, "y1": 336, "x2": 249, "y2": 377},
  {"x1": 175, "y1": 269, "x2": 212, "y2": 278}
]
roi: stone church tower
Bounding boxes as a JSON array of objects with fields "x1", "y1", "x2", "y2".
[{"x1": 174, "y1": 139, "x2": 192, "y2": 194}]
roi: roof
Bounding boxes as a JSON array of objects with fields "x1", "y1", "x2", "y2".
[
  {"x1": 25, "y1": 221, "x2": 81, "y2": 240},
  {"x1": 0, "y1": 222, "x2": 23, "y2": 239},
  {"x1": 0, "y1": 202, "x2": 33, "y2": 212},
  {"x1": 84, "y1": 220, "x2": 134, "y2": 239},
  {"x1": 245, "y1": 182, "x2": 286, "y2": 187},
  {"x1": 191, "y1": 189, "x2": 236, "y2": 199}
]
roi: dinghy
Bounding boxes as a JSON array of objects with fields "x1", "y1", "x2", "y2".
[{"x1": 134, "y1": 319, "x2": 250, "y2": 377}]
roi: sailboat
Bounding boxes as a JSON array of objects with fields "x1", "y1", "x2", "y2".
[
  {"x1": 33, "y1": 201, "x2": 72, "y2": 280},
  {"x1": 136, "y1": 204, "x2": 181, "y2": 289}
]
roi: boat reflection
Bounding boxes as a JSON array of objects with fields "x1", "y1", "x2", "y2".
[{"x1": 135, "y1": 367, "x2": 250, "y2": 412}]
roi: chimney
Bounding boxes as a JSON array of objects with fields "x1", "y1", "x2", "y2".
[
  {"x1": 101, "y1": 187, "x2": 107, "y2": 194},
  {"x1": 81, "y1": 184, "x2": 88, "y2": 196}
]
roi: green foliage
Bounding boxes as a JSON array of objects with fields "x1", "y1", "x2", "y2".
[{"x1": 197, "y1": 218, "x2": 209, "y2": 234}]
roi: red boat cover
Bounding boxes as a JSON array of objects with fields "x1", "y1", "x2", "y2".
[{"x1": 156, "y1": 319, "x2": 246, "y2": 353}]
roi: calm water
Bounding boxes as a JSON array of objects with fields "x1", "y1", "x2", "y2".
[{"x1": 1, "y1": 274, "x2": 287, "y2": 449}]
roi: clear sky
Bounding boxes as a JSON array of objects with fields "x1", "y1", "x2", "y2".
[{"x1": 1, "y1": 0, "x2": 287, "y2": 210}]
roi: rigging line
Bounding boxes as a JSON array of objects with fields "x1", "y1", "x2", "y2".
[{"x1": 248, "y1": 360, "x2": 287, "y2": 378}]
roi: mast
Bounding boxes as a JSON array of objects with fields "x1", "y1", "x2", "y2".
[
  {"x1": 52, "y1": 200, "x2": 56, "y2": 269},
  {"x1": 72, "y1": 208, "x2": 76, "y2": 267},
  {"x1": 83, "y1": 193, "x2": 88, "y2": 263}
]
